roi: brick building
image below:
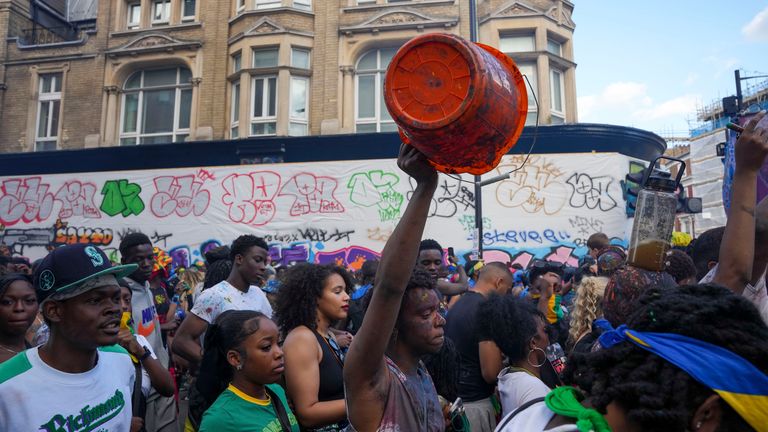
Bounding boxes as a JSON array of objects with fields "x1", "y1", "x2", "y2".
[{"x1": 0, "y1": 0, "x2": 577, "y2": 152}]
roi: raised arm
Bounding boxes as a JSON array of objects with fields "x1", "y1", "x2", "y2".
[
  {"x1": 437, "y1": 259, "x2": 469, "y2": 296},
  {"x1": 343, "y1": 144, "x2": 437, "y2": 422},
  {"x1": 714, "y1": 112, "x2": 768, "y2": 293}
]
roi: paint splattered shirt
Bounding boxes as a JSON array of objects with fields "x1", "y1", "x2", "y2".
[{"x1": 190, "y1": 280, "x2": 273, "y2": 324}]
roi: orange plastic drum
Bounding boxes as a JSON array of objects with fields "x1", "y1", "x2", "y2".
[{"x1": 384, "y1": 33, "x2": 528, "y2": 175}]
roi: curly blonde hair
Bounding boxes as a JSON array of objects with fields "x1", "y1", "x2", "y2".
[{"x1": 567, "y1": 276, "x2": 609, "y2": 349}]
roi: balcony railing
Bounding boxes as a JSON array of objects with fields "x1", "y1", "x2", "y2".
[{"x1": 19, "y1": 26, "x2": 82, "y2": 46}]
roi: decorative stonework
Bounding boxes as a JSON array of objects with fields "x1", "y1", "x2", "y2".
[
  {"x1": 245, "y1": 17, "x2": 286, "y2": 35},
  {"x1": 371, "y1": 12, "x2": 420, "y2": 25},
  {"x1": 190, "y1": 77, "x2": 203, "y2": 87},
  {"x1": 103, "y1": 85, "x2": 120, "y2": 94},
  {"x1": 339, "y1": 9, "x2": 456, "y2": 35},
  {"x1": 107, "y1": 33, "x2": 202, "y2": 57},
  {"x1": 499, "y1": 3, "x2": 539, "y2": 16}
]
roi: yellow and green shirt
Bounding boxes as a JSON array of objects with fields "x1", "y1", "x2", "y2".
[{"x1": 199, "y1": 383, "x2": 300, "y2": 432}]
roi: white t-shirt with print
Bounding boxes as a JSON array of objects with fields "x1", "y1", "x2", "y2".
[
  {"x1": 0, "y1": 345, "x2": 135, "y2": 432},
  {"x1": 190, "y1": 280, "x2": 273, "y2": 324},
  {"x1": 700, "y1": 265, "x2": 768, "y2": 325}
]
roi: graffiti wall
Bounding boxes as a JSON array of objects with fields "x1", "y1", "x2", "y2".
[{"x1": 0, "y1": 153, "x2": 631, "y2": 270}]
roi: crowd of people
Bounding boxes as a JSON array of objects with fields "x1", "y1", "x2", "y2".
[{"x1": 0, "y1": 112, "x2": 767, "y2": 431}]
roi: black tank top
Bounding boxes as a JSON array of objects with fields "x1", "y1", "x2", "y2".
[{"x1": 311, "y1": 329, "x2": 345, "y2": 402}]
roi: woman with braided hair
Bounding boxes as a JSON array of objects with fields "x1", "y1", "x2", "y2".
[
  {"x1": 496, "y1": 283, "x2": 768, "y2": 432},
  {"x1": 566, "y1": 276, "x2": 608, "y2": 354},
  {"x1": 194, "y1": 310, "x2": 300, "y2": 431}
]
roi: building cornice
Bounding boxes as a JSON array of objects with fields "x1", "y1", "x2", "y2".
[
  {"x1": 339, "y1": 8, "x2": 457, "y2": 36},
  {"x1": 105, "y1": 33, "x2": 202, "y2": 58},
  {"x1": 2, "y1": 53, "x2": 97, "y2": 66},
  {"x1": 481, "y1": 1, "x2": 576, "y2": 30},
  {"x1": 228, "y1": 16, "x2": 314, "y2": 45},
  {"x1": 110, "y1": 22, "x2": 202, "y2": 38},
  {"x1": 228, "y1": 7, "x2": 314, "y2": 26},
  {"x1": 340, "y1": 0, "x2": 456, "y2": 13}
]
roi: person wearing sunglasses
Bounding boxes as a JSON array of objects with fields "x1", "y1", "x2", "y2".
[{"x1": 276, "y1": 263, "x2": 353, "y2": 431}]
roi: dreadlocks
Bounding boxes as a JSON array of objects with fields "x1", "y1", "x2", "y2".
[{"x1": 564, "y1": 283, "x2": 768, "y2": 432}]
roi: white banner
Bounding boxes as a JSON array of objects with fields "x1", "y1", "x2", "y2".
[{"x1": 0, "y1": 152, "x2": 631, "y2": 270}]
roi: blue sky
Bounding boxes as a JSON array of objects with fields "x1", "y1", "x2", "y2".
[{"x1": 572, "y1": 1, "x2": 768, "y2": 137}]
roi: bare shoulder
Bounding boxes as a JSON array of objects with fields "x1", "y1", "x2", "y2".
[{"x1": 283, "y1": 326, "x2": 321, "y2": 357}]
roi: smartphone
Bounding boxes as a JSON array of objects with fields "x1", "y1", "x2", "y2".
[{"x1": 447, "y1": 247, "x2": 455, "y2": 257}]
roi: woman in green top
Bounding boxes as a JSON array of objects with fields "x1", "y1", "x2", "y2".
[{"x1": 197, "y1": 310, "x2": 300, "y2": 432}]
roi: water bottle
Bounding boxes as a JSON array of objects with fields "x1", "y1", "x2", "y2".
[{"x1": 627, "y1": 156, "x2": 685, "y2": 272}]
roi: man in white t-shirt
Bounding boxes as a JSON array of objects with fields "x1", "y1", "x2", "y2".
[
  {"x1": 172, "y1": 234, "x2": 272, "y2": 368},
  {"x1": 0, "y1": 244, "x2": 138, "y2": 432}
]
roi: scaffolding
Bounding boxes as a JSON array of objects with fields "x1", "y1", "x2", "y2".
[{"x1": 690, "y1": 73, "x2": 768, "y2": 137}]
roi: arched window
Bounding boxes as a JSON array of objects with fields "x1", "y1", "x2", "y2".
[
  {"x1": 355, "y1": 47, "x2": 399, "y2": 133},
  {"x1": 120, "y1": 67, "x2": 192, "y2": 145}
]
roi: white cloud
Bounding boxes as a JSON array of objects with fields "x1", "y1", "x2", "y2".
[
  {"x1": 577, "y1": 81, "x2": 651, "y2": 124},
  {"x1": 634, "y1": 94, "x2": 700, "y2": 121},
  {"x1": 684, "y1": 73, "x2": 698, "y2": 86},
  {"x1": 578, "y1": 81, "x2": 700, "y2": 134},
  {"x1": 743, "y1": 6, "x2": 768, "y2": 42},
  {"x1": 704, "y1": 55, "x2": 740, "y2": 78}
]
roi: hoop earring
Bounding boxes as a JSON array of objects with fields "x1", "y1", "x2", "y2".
[{"x1": 527, "y1": 347, "x2": 546, "y2": 368}]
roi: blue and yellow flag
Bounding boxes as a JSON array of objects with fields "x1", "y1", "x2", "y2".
[{"x1": 599, "y1": 325, "x2": 768, "y2": 432}]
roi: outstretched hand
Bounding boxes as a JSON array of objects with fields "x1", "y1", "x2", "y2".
[
  {"x1": 735, "y1": 111, "x2": 768, "y2": 172},
  {"x1": 397, "y1": 143, "x2": 438, "y2": 186}
]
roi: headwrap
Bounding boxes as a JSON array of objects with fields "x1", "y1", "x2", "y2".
[
  {"x1": 151, "y1": 247, "x2": 173, "y2": 280},
  {"x1": 602, "y1": 266, "x2": 676, "y2": 326},
  {"x1": 598, "y1": 325, "x2": 768, "y2": 432},
  {"x1": 596, "y1": 246, "x2": 626, "y2": 277}
]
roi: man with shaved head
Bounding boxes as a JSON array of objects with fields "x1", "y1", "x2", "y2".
[{"x1": 444, "y1": 262, "x2": 513, "y2": 431}]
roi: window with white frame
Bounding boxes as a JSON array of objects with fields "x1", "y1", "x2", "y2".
[
  {"x1": 550, "y1": 68, "x2": 565, "y2": 124},
  {"x1": 120, "y1": 67, "x2": 192, "y2": 145},
  {"x1": 181, "y1": 0, "x2": 196, "y2": 21},
  {"x1": 250, "y1": 76, "x2": 277, "y2": 136},
  {"x1": 291, "y1": 47, "x2": 310, "y2": 69},
  {"x1": 252, "y1": 48, "x2": 279, "y2": 68},
  {"x1": 35, "y1": 73, "x2": 63, "y2": 151},
  {"x1": 232, "y1": 52, "x2": 242, "y2": 73},
  {"x1": 500, "y1": 34, "x2": 535, "y2": 53},
  {"x1": 236, "y1": 0, "x2": 245, "y2": 11},
  {"x1": 516, "y1": 63, "x2": 538, "y2": 126},
  {"x1": 547, "y1": 39, "x2": 562, "y2": 56},
  {"x1": 289, "y1": 76, "x2": 309, "y2": 136},
  {"x1": 256, "y1": 0, "x2": 281, "y2": 9},
  {"x1": 127, "y1": 2, "x2": 141, "y2": 29},
  {"x1": 152, "y1": 0, "x2": 170, "y2": 24},
  {"x1": 355, "y1": 47, "x2": 398, "y2": 133},
  {"x1": 231, "y1": 81, "x2": 240, "y2": 138},
  {"x1": 293, "y1": 0, "x2": 311, "y2": 10}
]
